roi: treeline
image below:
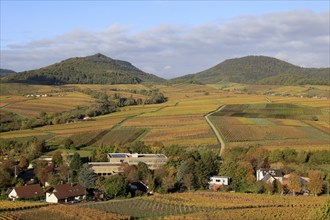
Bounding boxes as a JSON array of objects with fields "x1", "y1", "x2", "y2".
[{"x1": 0, "y1": 89, "x2": 167, "y2": 132}]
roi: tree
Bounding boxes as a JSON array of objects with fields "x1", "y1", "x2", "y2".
[
  {"x1": 78, "y1": 164, "x2": 98, "y2": 189},
  {"x1": 288, "y1": 172, "x2": 301, "y2": 196},
  {"x1": 0, "y1": 160, "x2": 15, "y2": 188},
  {"x1": 35, "y1": 161, "x2": 54, "y2": 185},
  {"x1": 70, "y1": 152, "x2": 82, "y2": 171},
  {"x1": 183, "y1": 173, "x2": 193, "y2": 191},
  {"x1": 64, "y1": 139, "x2": 74, "y2": 149},
  {"x1": 137, "y1": 162, "x2": 151, "y2": 183},
  {"x1": 128, "y1": 141, "x2": 151, "y2": 154},
  {"x1": 308, "y1": 170, "x2": 323, "y2": 196},
  {"x1": 103, "y1": 175, "x2": 128, "y2": 198},
  {"x1": 264, "y1": 182, "x2": 274, "y2": 194},
  {"x1": 52, "y1": 150, "x2": 63, "y2": 167},
  {"x1": 18, "y1": 156, "x2": 29, "y2": 170},
  {"x1": 274, "y1": 179, "x2": 284, "y2": 195},
  {"x1": 269, "y1": 150, "x2": 284, "y2": 163},
  {"x1": 121, "y1": 163, "x2": 139, "y2": 182},
  {"x1": 93, "y1": 144, "x2": 108, "y2": 162}
]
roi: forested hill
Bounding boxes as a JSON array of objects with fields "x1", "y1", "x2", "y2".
[
  {"x1": 0, "y1": 68, "x2": 16, "y2": 77},
  {"x1": 3, "y1": 53, "x2": 165, "y2": 85},
  {"x1": 172, "y1": 56, "x2": 330, "y2": 85}
]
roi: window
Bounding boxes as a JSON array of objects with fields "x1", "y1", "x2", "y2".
[{"x1": 216, "y1": 179, "x2": 220, "y2": 182}]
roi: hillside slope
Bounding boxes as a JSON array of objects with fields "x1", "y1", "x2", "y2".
[
  {"x1": 0, "y1": 68, "x2": 16, "y2": 77},
  {"x1": 172, "y1": 56, "x2": 329, "y2": 85},
  {"x1": 4, "y1": 53, "x2": 165, "y2": 84}
]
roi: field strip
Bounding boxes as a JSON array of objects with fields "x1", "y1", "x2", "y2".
[{"x1": 205, "y1": 105, "x2": 226, "y2": 156}]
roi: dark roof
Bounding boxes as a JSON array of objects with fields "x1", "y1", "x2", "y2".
[
  {"x1": 13, "y1": 184, "x2": 44, "y2": 199},
  {"x1": 51, "y1": 183, "x2": 86, "y2": 199},
  {"x1": 260, "y1": 168, "x2": 282, "y2": 177}
]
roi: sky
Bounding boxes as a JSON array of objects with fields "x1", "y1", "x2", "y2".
[{"x1": 1, "y1": 1, "x2": 329, "y2": 79}]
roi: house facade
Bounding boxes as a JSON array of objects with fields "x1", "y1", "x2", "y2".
[
  {"x1": 46, "y1": 183, "x2": 86, "y2": 203},
  {"x1": 8, "y1": 184, "x2": 44, "y2": 201}
]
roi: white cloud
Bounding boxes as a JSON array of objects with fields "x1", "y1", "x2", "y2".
[{"x1": 1, "y1": 10, "x2": 329, "y2": 79}]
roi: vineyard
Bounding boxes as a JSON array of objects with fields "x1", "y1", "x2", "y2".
[
  {"x1": 2, "y1": 92, "x2": 95, "y2": 117},
  {"x1": 209, "y1": 103, "x2": 330, "y2": 148},
  {"x1": 1, "y1": 83, "x2": 329, "y2": 150},
  {"x1": 0, "y1": 200, "x2": 48, "y2": 212},
  {"x1": 94, "y1": 127, "x2": 146, "y2": 146},
  {"x1": 74, "y1": 191, "x2": 328, "y2": 219},
  {"x1": 9, "y1": 204, "x2": 128, "y2": 220},
  {"x1": 1, "y1": 192, "x2": 327, "y2": 219}
]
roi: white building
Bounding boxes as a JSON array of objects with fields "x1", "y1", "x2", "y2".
[
  {"x1": 256, "y1": 168, "x2": 283, "y2": 183},
  {"x1": 208, "y1": 176, "x2": 230, "y2": 189},
  {"x1": 8, "y1": 184, "x2": 44, "y2": 201}
]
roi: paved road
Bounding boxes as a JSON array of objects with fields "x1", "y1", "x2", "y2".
[{"x1": 205, "y1": 105, "x2": 226, "y2": 156}]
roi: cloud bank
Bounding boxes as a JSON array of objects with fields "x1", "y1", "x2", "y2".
[{"x1": 1, "y1": 10, "x2": 329, "y2": 79}]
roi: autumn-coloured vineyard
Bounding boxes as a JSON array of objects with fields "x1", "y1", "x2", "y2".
[
  {"x1": 0, "y1": 200, "x2": 48, "y2": 212},
  {"x1": 209, "y1": 103, "x2": 329, "y2": 149},
  {"x1": 77, "y1": 192, "x2": 329, "y2": 219},
  {"x1": 10, "y1": 204, "x2": 128, "y2": 220}
]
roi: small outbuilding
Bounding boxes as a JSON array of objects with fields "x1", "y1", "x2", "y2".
[{"x1": 8, "y1": 184, "x2": 44, "y2": 201}]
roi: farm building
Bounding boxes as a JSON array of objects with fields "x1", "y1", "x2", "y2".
[
  {"x1": 208, "y1": 176, "x2": 231, "y2": 190},
  {"x1": 89, "y1": 153, "x2": 167, "y2": 176},
  {"x1": 256, "y1": 168, "x2": 283, "y2": 183},
  {"x1": 46, "y1": 183, "x2": 86, "y2": 203},
  {"x1": 8, "y1": 184, "x2": 44, "y2": 201}
]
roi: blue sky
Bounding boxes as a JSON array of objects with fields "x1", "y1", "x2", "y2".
[{"x1": 1, "y1": 1, "x2": 329, "y2": 78}]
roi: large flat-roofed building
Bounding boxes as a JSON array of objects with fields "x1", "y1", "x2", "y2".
[
  {"x1": 89, "y1": 153, "x2": 167, "y2": 176},
  {"x1": 87, "y1": 162, "x2": 122, "y2": 176}
]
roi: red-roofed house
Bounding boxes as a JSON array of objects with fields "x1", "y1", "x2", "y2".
[
  {"x1": 46, "y1": 183, "x2": 86, "y2": 203},
  {"x1": 8, "y1": 184, "x2": 44, "y2": 201}
]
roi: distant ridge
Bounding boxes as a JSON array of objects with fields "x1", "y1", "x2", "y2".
[
  {"x1": 172, "y1": 56, "x2": 329, "y2": 85},
  {"x1": 0, "y1": 68, "x2": 16, "y2": 77},
  {"x1": 4, "y1": 53, "x2": 165, "y2": 85}
]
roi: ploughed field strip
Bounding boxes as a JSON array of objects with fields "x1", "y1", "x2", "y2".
[{"x1": 209, "y1": 103, "x2": 330, "y2": 146}]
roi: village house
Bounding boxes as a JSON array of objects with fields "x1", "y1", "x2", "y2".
[
  {"x1": 89, "y1": 153, "x2": 167, "y2": 176},
  {"x1": 208, "y1": 176, "x2": 231, "y2": 190},
  {"x1": 256, "y1": 168, "x2": 283, "y2": 184},
  {"x1": 46, "y1": 183, "x2": 86, "y2": 203},
  {"x1": 8, "y1": 184, "x2": 44, "y2": 201}
]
